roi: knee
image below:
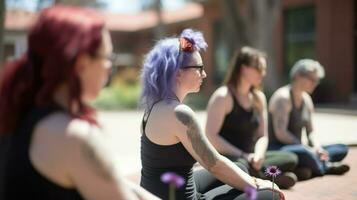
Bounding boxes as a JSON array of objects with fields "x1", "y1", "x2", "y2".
[
  {"x1": 339, "y1": 144, "x2": 349, "y2": 154},
  {"x1": 282, "y1": 152, "x2": 299, "y2": 169},
  {"x1": 289, "y1": 153, "x2": 299, "y2": 165},
  {"x1": 255, "y1": 188, "x2": 283, "y2": 200}
]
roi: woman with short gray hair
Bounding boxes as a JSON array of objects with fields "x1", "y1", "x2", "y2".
[
  {"x1": 289, "y1": 59, "x2": 325, "y2": 81},
  {"x1": 268, "y1": 58, "x2": 349, "y2": 180}
]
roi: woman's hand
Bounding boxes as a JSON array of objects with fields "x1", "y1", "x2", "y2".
[
  {"x1": 315, "y1": 147, "x2": 329, "y2": 161},
  {"x1": 255, "y1": 178, "x2": 279, "y2": 191},
  {"x1": 251, "y1": 155, "x2": 265, "y2": 171},
  {"x1": 242, "y1": 153, "x2": 264, "y2": 171},
  {"x1": 256, "y1": 178, "x2": 285, "y2": 200},
  {"x1": 242, "y1": 152, "x2": 254, "y2": 162}
]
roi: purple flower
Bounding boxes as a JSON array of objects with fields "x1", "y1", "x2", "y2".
[
  {"x1": 265, "y1": 166, "x2": 281, "y2": 178},
  {"x1": 161, "y1": 172, "x2": 185, "y2": 188},
  {"x1": 244, "y1": 185, "x2": 257, "y2": 200}
]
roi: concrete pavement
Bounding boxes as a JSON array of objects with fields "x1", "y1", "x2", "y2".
[{"x1": 98, "y1": 110, "x2": 357, "y2": 199}]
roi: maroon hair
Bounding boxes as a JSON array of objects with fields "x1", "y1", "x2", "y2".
[{"x1": 0, "y1": 6, "x2": 105, "y2": 134}]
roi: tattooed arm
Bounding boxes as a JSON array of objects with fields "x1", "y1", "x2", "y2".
[
  {"x1": 174, "y1": 105, "x2": 275, "y2": 191},
  {"x1": 270, "y1": 96, "x2": 300, "y2": 144}
]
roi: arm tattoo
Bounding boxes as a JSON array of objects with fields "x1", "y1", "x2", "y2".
[
  {"x1": 273, "y1": 99, "x2": 289, "y2": 131},
  {"x1": 273, "y1": 99, "x2": 300, "y2": 144},
  {"x1": 81, "y1": 142, "x2": 114, "y2": 181},
  {"x1": 175, "y1": 107, "x2": 219, "y2": 169}
]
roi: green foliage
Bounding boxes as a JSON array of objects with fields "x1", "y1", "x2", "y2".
[
  {"x1": 93, "y1": 81, "x2": 140, "y2": 110},
  {"x1": 184, "y1": 92, "x2": 209, "y2": 110}
]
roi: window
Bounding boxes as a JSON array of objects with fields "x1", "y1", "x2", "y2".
[{"x1": 284, "y1": 6, "x2": 316, "y2": 79}]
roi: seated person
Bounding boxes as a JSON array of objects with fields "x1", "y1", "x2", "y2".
[
  {"x1": 268, "y1": 59, "x2": 349, "y2": 179},
  {"x1": 139, "y1": 29, "x2": 284, "y2": 199},
  {"x1": 0, "y1": 6, "x2": 158, "y2": 200},
  {"x1": 206, "y1": 47, "x2": 298, "y2": 189}
]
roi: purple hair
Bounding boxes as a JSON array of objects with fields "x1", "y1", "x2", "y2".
[{"x1": 140, "y1": 29, "x2": 207, "y2": 110}]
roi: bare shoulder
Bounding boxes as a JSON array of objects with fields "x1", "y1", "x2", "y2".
[
  {"x1": 208, "y1": 86, "x2": 233, "y2": 113},
  {"x1": 36, "y1": 111, "x2": 72, "y2": 134},
  {"x1": 174, "y1": 104, "x2": 196, "y2": 124},
  {"x1": 36, "y1": 111, "x2": 99, "y2": 139},
  {"x1": 214, "y1": 86, "x2": 230, "y2": 97},
  {"x1": 209, "y1": 86, "x2": 230, "y2": 104},
  {"x1": 211, "y1": 86, "x2": 230, "y2": 100},
  {"x1": 66, "y1": 119, "x2": 98, "y2": 138},
  {"x1": 254, "y1": 90, "x2": 267, "y2": 103},
  {"x1": 34, "y1": 112, "x2": 77, "y2": 148},
  {"x1": 148, "y1": 100, "x2": 191, "y2": 137},
  {"x1": 31, "y1": 112, "x2": 98, "y2": 186},
  {"x1": 269, "y1": 86, "x2": 291, "y2": 111},
  {"x1": 153, "y1": 100, "x2": 184, "y2": 123}
]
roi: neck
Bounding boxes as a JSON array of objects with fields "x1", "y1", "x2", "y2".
[
  {"x1": 53, "y1": 84, "x2": 79, "y2": 113},
  {"x1": 236, "y1": 80, "x2": 251, "y2": 96},
  {"x1": 290, "y1": 82, "x2": 303, "y2": 101},
  {"x1": 173, "y1": 88, "x2": 188, "y2": 103}
]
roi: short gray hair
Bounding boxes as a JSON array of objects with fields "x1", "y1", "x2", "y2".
[{"x1": 290, "y1": 59, "x2": 325, "y2": 80}]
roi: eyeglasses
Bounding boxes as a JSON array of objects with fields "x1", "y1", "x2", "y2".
[{"x1": 181, "y1": 65, "x2": 205, "y2": 75}]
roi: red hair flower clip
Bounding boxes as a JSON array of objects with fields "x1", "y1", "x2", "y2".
[{"x1": 179, "y1": 37, "x2": 194, "y2": 52}]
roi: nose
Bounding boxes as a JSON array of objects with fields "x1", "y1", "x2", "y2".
[
  {"x1": 261, "y1": 71, "x2": 266, "y2": 77},
  {"x1": 106, "y1": 59, "x2": 113, "y2": 69},
  {"x1": 201, "y1": 70, "x2": 207, "y2": 78}
]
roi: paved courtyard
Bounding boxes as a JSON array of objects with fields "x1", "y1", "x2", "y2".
[{"x1": 98, "y1": 110, "x2": 357, "y2": 199}]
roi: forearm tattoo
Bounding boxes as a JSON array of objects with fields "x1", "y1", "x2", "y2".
[
  {"x1": 81, "y1": 142, "x2": 114, "y2": 181},
  {"x1": 175, "y1": 107, "x2": 219, "y2": 169}
]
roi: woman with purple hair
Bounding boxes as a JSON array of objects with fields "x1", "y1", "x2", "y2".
[{"x1": 140, "y1": 29, "x2": 284, "y2": 200}]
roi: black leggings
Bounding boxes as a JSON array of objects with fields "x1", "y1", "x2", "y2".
[
  {"x1": 193, "y1": 162, "x2": 282, "y2": 200},
  {"x1": 239, "y1": 151, "x2": 298, "y2": 179}
]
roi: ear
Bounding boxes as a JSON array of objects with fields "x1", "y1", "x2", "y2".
[{"x1": 74, "y1": 53, "x2": 90, "y2": 73}]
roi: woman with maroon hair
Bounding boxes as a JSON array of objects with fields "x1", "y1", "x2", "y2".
[{"x1": 0, "y1": 6, "x2": 158, "y2": 200}]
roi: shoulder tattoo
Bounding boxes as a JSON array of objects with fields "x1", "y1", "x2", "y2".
[{"x1": 175, "y1": 107, "x2": 218, "y2": 169}]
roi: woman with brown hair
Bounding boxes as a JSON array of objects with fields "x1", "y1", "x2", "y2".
[{"x1": 206, "y1": 46, "x2": 298, "y2": 189}]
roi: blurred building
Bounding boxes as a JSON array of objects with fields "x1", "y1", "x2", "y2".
[
  {"x1": 275, "y1": 0, "x2": 356, "y2": 103},
  {"x1": 2, "y1": 0, "x2": 356, "y2": 104},
  {"x1": 199, "y1": 0, "x2": 356, "y2": 104},
  {"x1": 2, "y1": 3, "x2": 207, "y2": 87}
]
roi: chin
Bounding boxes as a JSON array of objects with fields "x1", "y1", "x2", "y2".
[
  {"x1": 83, "y1": 93, "x2": 100, "y2": 102},
  {"x1": 196, "y1": 85, "x2": 202, "y2": 92}
]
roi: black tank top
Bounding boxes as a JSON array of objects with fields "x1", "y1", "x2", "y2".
[
  {"x1": 2, "y1": 104, "x2": 84, "y2": 200},
  {"x1": 269, "y1": 89, "x2": 308, "y2": 145},
  {"x1": 140, "y1": 102, "x2": 199, "y2": 200},
  {"x1": 218, "y1": 88, "x2": 260, "y2": 154}
]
